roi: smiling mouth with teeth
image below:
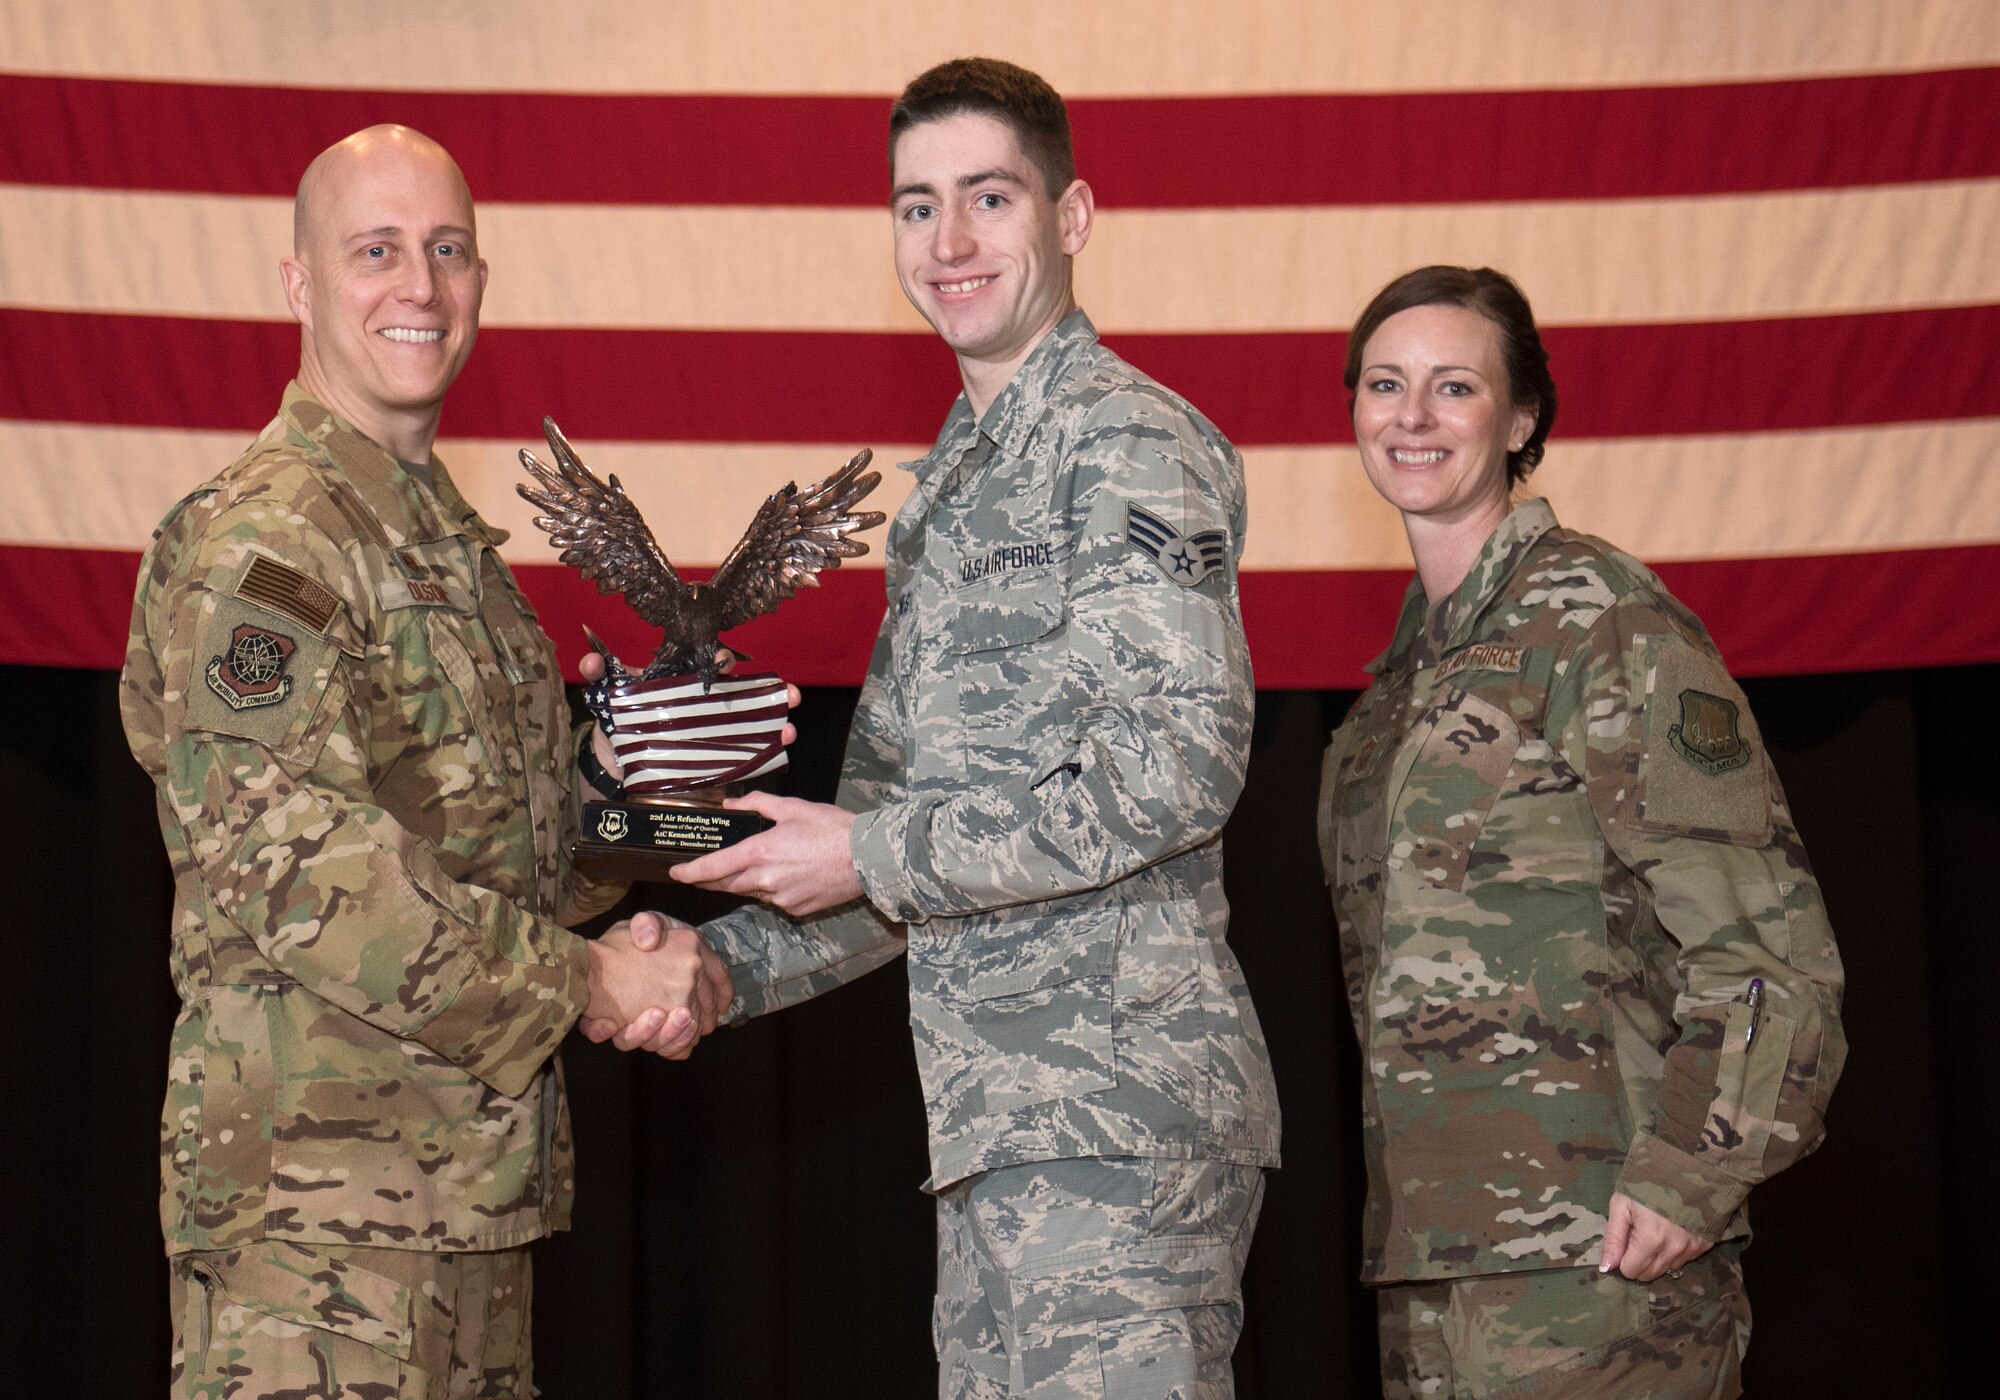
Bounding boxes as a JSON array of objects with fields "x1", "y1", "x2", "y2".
[
  {"x1": 1388, "y1": 448, "x2": 1449, "y2": 465},
  {"x1": 935, "y1": 277, "x2": 994, "y2": 294},
  {"x1": 378, "y1": 327, "x2": 446, "y2": 343}
]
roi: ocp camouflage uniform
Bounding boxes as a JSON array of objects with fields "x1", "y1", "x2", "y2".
[
  {"x1": 1317, "y1": 498, "x2": 1846, "y2": 1399},
  {"x1": 122, "y1": 385, "x2": 624, "y2": 1397},
  {"x1": 701, "y1": 313, "x2": 1281, "y2": 1397}
]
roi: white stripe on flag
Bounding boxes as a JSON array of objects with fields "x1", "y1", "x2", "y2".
[
  {"x1": 9, "y1": 419, "x2": 1999, "y2": 568},
  {"x1": 0, "y1": 423, "x2": 919, "y2": 560},
  {"x1": 5, "y1": 1, "x2": 1992, "y2": 93},
  {"x1": 9, "y1": 182, "x2": 1999, "y2": 330},
  {"x1": 1251, "y1": 423, "x2": 2000, "y2": 568}
]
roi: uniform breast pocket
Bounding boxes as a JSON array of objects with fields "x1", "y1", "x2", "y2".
[
  {"x1": 1389, "y1": 689, "x2": 1521, "y2": 891},
  {"x1": 482, "y1": 597, "x2": 567, "y2": 771},
  {"x1": 1317, "y1": 723, "x2": 1371, "y2": 883},
  {"x1": 423, "y1": 610, "x2": 509, "y2": 779},
  {"x1": 1323, "y1": 703, "x2": 1399, "y2": 880},
  {"x1": 943, "y1": 576, "x2": 1067, "y2": 783}
]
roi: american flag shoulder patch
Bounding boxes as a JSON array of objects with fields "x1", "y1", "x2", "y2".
[
  {"x1": 1125, "y1": 505, "x2": 1228, "y2": 588},
  {"x1": 234, "y1": 554, "x2": 341, "y2": 634}
]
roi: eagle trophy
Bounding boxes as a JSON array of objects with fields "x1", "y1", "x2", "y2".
[{"x1": 516, "y1": 418, "x2": 885, "y2": 689}]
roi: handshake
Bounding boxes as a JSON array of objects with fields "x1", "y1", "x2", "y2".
[{"x1": 579, "y1": 911, "x2": 732, "y2": 1059}]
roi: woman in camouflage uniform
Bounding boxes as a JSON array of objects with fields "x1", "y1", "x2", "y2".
[{"x1": 1318, "y1": 267, "x2": 1845, "y2": 1399}]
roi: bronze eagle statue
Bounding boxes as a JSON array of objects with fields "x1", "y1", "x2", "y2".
[{"x1": 517, "y1": 418, "x2": 884, "y2": 687}]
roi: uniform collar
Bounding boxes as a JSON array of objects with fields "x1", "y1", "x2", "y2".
[
  {"x1": 278, "y1": 381, "x2": 507, "y2": 549},
  {"x1": 901, "y1": 310, "x2": 1099, "y2": 484},
  {"x1": 1368, "y1": 497, "x2": 1561, "y2": 676}
]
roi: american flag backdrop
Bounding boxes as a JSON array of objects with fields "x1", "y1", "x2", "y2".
[{"x1": 4, "y1": 0, "x2": 1997, "y2": 688}]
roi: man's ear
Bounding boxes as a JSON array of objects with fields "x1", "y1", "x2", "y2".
[
  {"x1": 279, "y1": 254, "x2": 312, "y2": 329},
  {"x1": 1057, "y1": 178, "x2": 1094, "y2": 257}
]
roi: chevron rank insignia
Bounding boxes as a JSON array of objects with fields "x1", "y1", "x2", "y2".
[{"x1": 1125, "y1": 504, "x2": 1227, "y2": 586}]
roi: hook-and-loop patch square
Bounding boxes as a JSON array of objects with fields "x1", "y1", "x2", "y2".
[
  {"x1": 1636, "y1": 634, "x2": 1771, "y2": 844},
  {"x1": 183, "y1": 558, "x2": 345, "y2": 750}
]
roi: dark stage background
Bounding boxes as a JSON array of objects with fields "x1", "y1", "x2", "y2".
[{"x1": 2, "y1": 663, "x2": 1987, "y2": 1395}]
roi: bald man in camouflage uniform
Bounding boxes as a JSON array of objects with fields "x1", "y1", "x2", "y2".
[
  {"x1": 641, "y1": 60, "x2": 1281, "y2": 1398},
  {"x1": 123, "y1": 125, "x2": 724, "y2": 1398},
  {"x1": 1319, "y1": 498, "x2": 1847, "y2": 1398}
]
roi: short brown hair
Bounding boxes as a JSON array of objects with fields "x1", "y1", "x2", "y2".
[
  {"x1": 1343, "y1": 266, "x2": 1559, "y2": 484},
  {"x1": 889, "y1": 58, "x2": 1076, "y2": 199}
]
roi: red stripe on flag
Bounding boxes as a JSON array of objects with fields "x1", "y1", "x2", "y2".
[
  {"x1": 4, "y1": 68, "x2": 1996, "y2": 206},
  {"x1": 1244, "y1": 548, "x2": 2000, "y2": 688},
  {"x1": 15, "y1": 544, "x2": 2000, "y2": 686},
  {"x1": 8, "y1": 306, "x2": 1997, "y2": 445},
  {"x1": 0, "y1": 544, "x2": 147, "y2": 673},
  {"x1": 1118, "y1": 309, "x2": 2000, "y2": 444}
]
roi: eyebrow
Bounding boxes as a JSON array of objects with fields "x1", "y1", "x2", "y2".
[
  {"x1": 889, "y1": 167, "x2": 1032, "y2": 205},
  {"x1": 1361, "y1": 362, "x2": 1488, "y2": 377},
  {"x1": 957, "y1": 167, "x2": 1028, "y2": 190},
  {"x1": 342, "y1": 224, "x2": 475, "y2": 246}
]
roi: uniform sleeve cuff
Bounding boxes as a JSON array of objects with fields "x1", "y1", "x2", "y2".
[
  {"x1": 695, "y1": 908, "x2": 777, "y2": 1023},
  {"x1": 414, "y1": 924, "x2": 593, "y2": 1099},
  {"x1": 850, "y1": 802, "x2": 927, "y2": 926},
  {"x1": 1616, "y1": 1132, "x2": 1752, "y2": 1241}
]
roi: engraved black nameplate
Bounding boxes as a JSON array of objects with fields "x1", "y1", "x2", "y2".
[{"x1": 571, "y1": 799, "x2": 774, "y2": 880}]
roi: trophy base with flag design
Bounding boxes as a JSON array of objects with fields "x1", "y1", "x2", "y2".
[{"x1": 571, "y1": 664, "x2": 790, "y2": 878}]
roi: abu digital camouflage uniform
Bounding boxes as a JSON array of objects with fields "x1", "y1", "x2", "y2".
[
  {"x1": 1318, "y1": 498, "x2": 1846, "y2": 1398},
  {"x1": 701, "y1": 313, "x2": 1280, "y2": 1396},
  {"x1": 122, "y1": 385, "x2": 624, "y2": 1395},
  {"x1": 934, "y1": 1155, "x2": 1266, "y2": 1399}
]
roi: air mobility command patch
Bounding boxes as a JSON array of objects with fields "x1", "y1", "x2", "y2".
[
  {"x1": 206, "y1": 623, "x2": 296, "y2": 710},
  {"x1": 1126, "y1": 504, "x2": 1226, "y2": 586}
]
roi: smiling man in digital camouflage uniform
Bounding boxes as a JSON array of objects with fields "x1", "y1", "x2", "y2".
[
  {"x1": 598, "y1": 58, "x2": 1282, "y2": 1398},
  {"x1": 122, "y1": 124, "x2": 729, "y2": 1397}
]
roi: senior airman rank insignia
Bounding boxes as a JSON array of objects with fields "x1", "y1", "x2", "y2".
[
  {"x1": 1668, "y1": 688, "x2": 1752, "y2": 774},
  {"x1": 206, "y1": 623, "x2": 297, "y2": 710},
  {"x1": 1125, "y1": 504, "x2": 1226, "y2": 586}
]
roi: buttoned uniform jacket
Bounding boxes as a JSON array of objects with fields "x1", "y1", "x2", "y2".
[
  {"x1": 703, "y1": 314, "x2": 1282, "y2": 1190},
  {"x1": 122, "y1": 384, "x2": 622, "y2": 1266},
  {"x1": 1318, "y1": 498, "x2": 1846, "y2": 1286}
]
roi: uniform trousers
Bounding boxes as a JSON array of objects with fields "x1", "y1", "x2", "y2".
[
  {"x1": 169, "y1": 1239, "x2": 533, "y2": 1399},
  {"x1": 934, "y1": 1155, "x2": 1266, "y2": 1400},
  {"x1": 1375, "y1": 1241, "x2": 1749, "y2": 1400}
]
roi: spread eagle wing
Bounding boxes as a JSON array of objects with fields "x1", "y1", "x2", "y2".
[
  {"x1": 708, "y1": 448, "x2": 886, "y2": 633},
  {"x1": 516, "y1": 418, "x2": 691, "y2": 634}
]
